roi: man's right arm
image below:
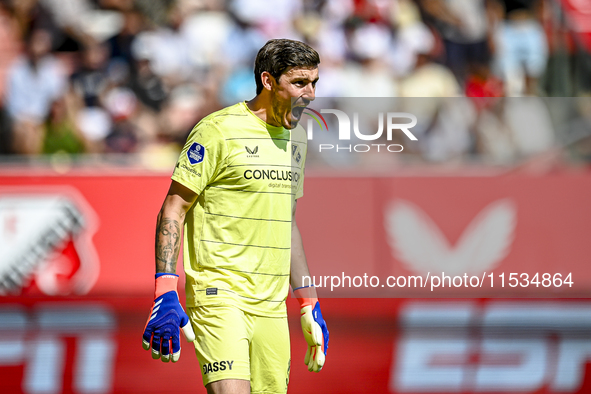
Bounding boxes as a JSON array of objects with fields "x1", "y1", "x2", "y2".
[
  {"x1": 155, "y1": 180, "x2": 198, "y2": 274},
  {"x1": 143, "y1": 180, "x2": 198, "y2": 363}
]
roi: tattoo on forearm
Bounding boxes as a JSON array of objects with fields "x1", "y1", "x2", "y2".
[{"x1": 155, "y1": 218, "x2": 181, "y2": 273}]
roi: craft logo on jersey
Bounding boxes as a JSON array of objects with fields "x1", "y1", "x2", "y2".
[
  {"x1": 187, "y1": 142, "x2": 205, "y2": 165},
  {"x1": 245, "y1": 146, "x2": 259, "y2": 158},
  {"x1": 0, "y1": 190, "x2": 99, "y2": 296},
  {"x1": 292, "y1": 144, "x2": 302, "y2": 164}
]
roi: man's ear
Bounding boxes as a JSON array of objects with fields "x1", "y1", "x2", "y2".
[{"x1": 261, "y1": 71, "x2": 275, "y2": 91}]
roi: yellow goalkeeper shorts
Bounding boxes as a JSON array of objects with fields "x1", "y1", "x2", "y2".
[{"x1": 187, "y1": 304, "x2": 291, "y2": 394}]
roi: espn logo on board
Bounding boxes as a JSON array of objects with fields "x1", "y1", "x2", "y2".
[
  {"x1": 0, "y1": 304, "x2": 116, "y2": 393},
  {"x1": 391, "y1": 301, "x2": 591, "y2": 393}
]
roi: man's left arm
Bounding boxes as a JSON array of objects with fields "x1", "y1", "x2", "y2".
[
  {"x1": 290, "y1": 201, "x2": 311, "y2": 290},
  {"x1": 291, "y1": 202, "x2": 329, "y2": 372}
]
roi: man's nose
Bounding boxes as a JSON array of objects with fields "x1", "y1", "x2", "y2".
[{"x1": 302, "y1": 84, "x2": 315, "y2": 103}]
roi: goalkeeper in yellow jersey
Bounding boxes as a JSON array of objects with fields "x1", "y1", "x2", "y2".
[{"x1": 141, "y1": 39, "x2": 329, "y2": 394}]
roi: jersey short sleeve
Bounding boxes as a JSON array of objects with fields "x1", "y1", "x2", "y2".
[{"x1": 172, "y1": 121, "x2": 228, "y2": 195}]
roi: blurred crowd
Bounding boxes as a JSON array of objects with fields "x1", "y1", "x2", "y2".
[{"x1": 0, "y1": 0, "x2": 589, "y2": 169}]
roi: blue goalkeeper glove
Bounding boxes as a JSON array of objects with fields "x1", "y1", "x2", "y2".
[
  {"x1": 294, "y1": 285, "x2": 329, "y2": 372},
  {"x1": 142, "y1": 273, "x2": 195, "y2": 362}
]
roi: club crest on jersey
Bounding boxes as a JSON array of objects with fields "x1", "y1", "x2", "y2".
[
  {"x1": 292, "y1": 144, "x2": 302, "y2": 164},
  {"x1": 187, "y1": 143, "x2": 205, "y2": 165},
  {"x1": 245, "y1": 146, "x2": 259, "y2": 158}
]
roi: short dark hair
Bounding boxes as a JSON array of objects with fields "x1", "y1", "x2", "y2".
[{"x1": 254, "y1": 39, "x2": 320, "y2": 95}]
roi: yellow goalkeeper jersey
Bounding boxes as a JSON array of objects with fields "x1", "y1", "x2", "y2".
[{"x1": 171, "y1": 102, "x2": 307, "y2": 317}]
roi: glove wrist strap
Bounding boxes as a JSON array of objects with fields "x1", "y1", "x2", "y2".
[
  {"x1": 293, "y1": 285, "x2": 318, "y2": 309},
  {"x1": 155, "y1": 273, "x2": 179, "y2": 298}
]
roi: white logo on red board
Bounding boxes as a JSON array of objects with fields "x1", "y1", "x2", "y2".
[
  {"x1": 391, "y1": 301, "x2": 591, "y2": 393},
  {"x1": 384, "y1": 199, "x2": 517, "y2": 276},
  {"x1": 0, "y1": 188, "x2": 99, "y2": 295}
]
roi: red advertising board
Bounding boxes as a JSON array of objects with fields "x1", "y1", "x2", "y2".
[
  {"x1": 1, "y1": 170, "x2": 591, "y2": 393},
  {"x1": 1, "y1": 297, "x2": 591, "y2": 394},
  {"x1": 0, "y1": 173, "x2": 170, "y2": 296},
  {"x1": 1, "y1": 171, "x2": 590, "y2": 298},
  {"x1": 298, "y1": 174, "x2": 591, "y2": 298}
]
